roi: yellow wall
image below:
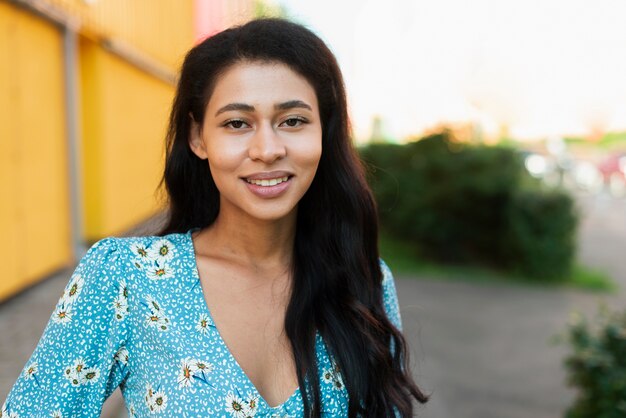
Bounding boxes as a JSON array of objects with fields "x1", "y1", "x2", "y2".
[
  {"x1": 79, "y1": 39, "x2": 174, "y2": 239},
  {"x1": 0, "y1": 1, "x2": 71, "y2": 301},
  {"x1": 37, "y1": 0, "x2": 194, "y2": 71},
  {"x1": 0, "y1": 0, "x2": 200, "y2": 300}
]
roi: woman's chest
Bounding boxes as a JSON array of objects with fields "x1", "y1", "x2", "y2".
[
  {"x1": 194, "y1": 256, "x2": 299, "y2": 406},
  {"x1": 120, "y1": 277, "x2": 348, "y2": 417}
]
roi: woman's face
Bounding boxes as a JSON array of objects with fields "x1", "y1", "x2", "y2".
[{"x1": 189, "y1": 60, "x2": 322, "y2": 223}]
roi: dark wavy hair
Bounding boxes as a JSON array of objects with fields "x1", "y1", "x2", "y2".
[{"x1": 157, "y1": 17, "x2": 429, "y2": 417}]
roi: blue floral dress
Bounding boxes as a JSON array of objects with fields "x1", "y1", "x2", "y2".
[{"x1": 1, "y1": 228, "x2": 403, "y2": 417}]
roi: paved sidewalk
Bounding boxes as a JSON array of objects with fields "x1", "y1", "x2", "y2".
[{"x1": 402, "y1": 275, "x2": 623, "y2": 418}]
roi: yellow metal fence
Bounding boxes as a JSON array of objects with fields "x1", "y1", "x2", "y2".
[
  {"x1": 0, "y1": 1, "x2": 70, "y2": 300},
  {"x1": 0, "y1": 0, "x2": 198, "y2": 301}
]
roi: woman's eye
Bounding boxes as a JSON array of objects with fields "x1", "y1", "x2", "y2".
[
  {"x1": 281, "y1": 117, "x2": 307, "y2": 128},
  {"x1": 224, "y1": 119, "x2": 248, "y2": 129}
]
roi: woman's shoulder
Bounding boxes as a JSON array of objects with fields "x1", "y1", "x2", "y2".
[
  {"x1": 99, "y1": 230, "x2": 190, "y2": 262},
  {"x1": 104, "y1": 230, "x2": 194, "y2": 286},
  {"x1": 79, "y1": 231, "x2": 191, "y2": 284}
]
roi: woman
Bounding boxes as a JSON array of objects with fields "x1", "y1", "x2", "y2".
[{"x1": 2, "y1": 18, "x2": 429, "y2": 417}]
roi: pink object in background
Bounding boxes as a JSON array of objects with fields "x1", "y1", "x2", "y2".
[{"x1": 194, "y1": 0, "x2": 225, "y2": 43}]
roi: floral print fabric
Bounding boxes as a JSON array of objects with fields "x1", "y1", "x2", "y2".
[{"x1": 2, "y1": 228, "x2": 403, "y2": 417}]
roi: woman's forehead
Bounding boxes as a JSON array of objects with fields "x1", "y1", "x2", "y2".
[{"x1": 205, "y1": 61, "x2": 318, "y2": 115}]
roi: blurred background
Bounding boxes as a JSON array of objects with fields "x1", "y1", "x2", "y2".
[{"x1": 1, "y1": 0, "x2": 625, "y2": 417}]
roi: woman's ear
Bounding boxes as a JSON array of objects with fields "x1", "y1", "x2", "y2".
[{"x1": 188, "y1": 113, "x2": 208, "y2": 160}]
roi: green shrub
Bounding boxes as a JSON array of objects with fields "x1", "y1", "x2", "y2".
[
  {"x1": 359, "y1": 131, "x2": 578, "y2": 280},
  {"x1": 504, "y1": 190, "x2": 578, "y2": 279},
  {"x1": 559, "y1": 306, "x2": 626, "y2": 418}
]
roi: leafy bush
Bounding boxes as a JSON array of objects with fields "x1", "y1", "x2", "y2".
[
  {"x1": 504, "y1": 190, "x2": 577, "y2": 279},
  {"x1": 559, "y1": 306, "x2": 626, "y2": 417},
  {"x1": 360, "y1": 130, "x2": 578, "y2": 280}
]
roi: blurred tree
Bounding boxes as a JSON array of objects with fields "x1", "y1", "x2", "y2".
[{"x1": 254, "y1": 0, "x2": 289, "y2": 18}]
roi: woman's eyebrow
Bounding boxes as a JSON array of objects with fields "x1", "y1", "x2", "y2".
[
  {"x1": 215, "y1": 100, "x2": 312, "y2": 117},
  {"x1": 215, "y1": 103, "x2": 255, "y2": 116},
  {"x1": 275, "y1": 100, "x2": 312, "y2": 111}
]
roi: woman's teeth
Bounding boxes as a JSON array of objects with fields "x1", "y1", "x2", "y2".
[{"x1": 245, "y1": 176, "x2": 289, "y2": 186}]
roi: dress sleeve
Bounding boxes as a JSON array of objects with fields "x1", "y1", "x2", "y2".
[
  {"x1": 380, "y1": 258, "x2": 403, "y2": 331},
  {"x1": 1, "y1": 237, "x2": 131, "y2": 417}
]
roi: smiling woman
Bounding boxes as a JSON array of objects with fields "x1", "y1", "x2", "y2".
[{"x1": 2, "y1": 18, "x2": 429, "y2": 418}]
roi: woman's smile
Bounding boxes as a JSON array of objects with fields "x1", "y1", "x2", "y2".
[{"x1": 241, "y1": 170, "x2": 295, "y2": 198}]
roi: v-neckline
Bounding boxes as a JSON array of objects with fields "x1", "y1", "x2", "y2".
[{"x1": 184, "y1": 228, "x2": 302, "y2": 411}]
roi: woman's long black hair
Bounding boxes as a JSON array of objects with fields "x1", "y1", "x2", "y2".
[{"x1": 157, "y1": 18, "x2": 430, "y2": 417}]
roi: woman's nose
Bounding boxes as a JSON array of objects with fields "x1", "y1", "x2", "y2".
[{"x1": 248, "y1": 123, "x2": 287, "y2": 163}]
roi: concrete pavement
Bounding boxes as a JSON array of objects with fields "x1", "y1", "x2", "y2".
[{"x1": 402, "y1": 275, "x2": 623, "y2": 418}]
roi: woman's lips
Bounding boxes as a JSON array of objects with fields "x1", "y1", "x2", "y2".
[{"x1": 242, "y1": 176, "x2": 293, "y2": 198}]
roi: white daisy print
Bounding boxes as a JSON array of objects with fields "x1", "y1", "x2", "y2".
[
  {"x1": 128, "y1": 403, "x2": 136, "y2": 417},
  {"x1": 149, "y1": 390, "x2": 168, "y2": 413},
  {"x1": 145, "y1": 310, "x2": 170, "y2": 331},
  {"x1": 191, "y1": 360, "x2": 214, "y2": 375},
  {"x1": 148, "y1": 239, "x2": 176, "y2": 263},
  {"x1": 118, "y1": 278, "x2": 129, "y2": 300},
  {"x1": 83, "y1": 367, "x2": 100, "y2": 383},
  {"x1": 145, "y1": 383, "x2": 168, "y2": 414},
  {"x1": 62, "y1": 274, "x2": 84, "y2": 304},
  {"x1": 322, "y1": 361, "x2": 345, "y2": 391},
  {"x1": 113, "y1": 278, "x2": 129, "y2": 321},
  {"x1": 178, "y1": 358, "x2": 214, "y2": 387},
  {"x1": 0, "y1": 402, "x2": 19, "y2": 418},
  {"x1": 131, "y1": 242, "x2": 151, "y2": 260},
  {"x1": 144, "y1": 296, "x2": 171, "y2": 331},
  {"x1": 113, "y1": 295, "x2": 129, "y2": 321},
  {"x1": 145, "y1": 383, "x2": 155, "y2": 404},
  {"x1": 22, "y1": 362, "x2": 38, "y2": 380},
  {"x1": 63, "y1": 359, "x2": 99, "y2": 386},
  {"x1": 177, "y1": 358, "x2": 195, "y2": 388},
  {"x1": 66, "y1": 372, "x2": 85, "y2": 387},
  {"x1": 145, "y1": 295, "x2": 162, "y2": 312},
  {"x1": 332, "y1": 374, "x2": 345, "y2": 391},
  {"x1": 322, "y1": 368, "x2": 334, "y2": 384},
  {"x1": 65, "y1": 358, "x2": 85, "y2": 377},
  {"x1": 191, "y1": 359, "x2": 214, "y2": 385},
  {"x1": 52, "y1": 304, "x2": 73, "y2": 324},
  {"x1": 50, "y1": 410, "x2": 64, "y2": 418},
  {"x1": 114, "y1": 346, "x2": 129, "y2": 365},
  {"x1": 145, "y1": 262, "x2": 174, "y2": 280},
  {"x1": 225, "y1": 392, "x2": 246, "y2": 418},
  {"x1": 0, "y1": 401, "x2": 17, "y2": 418},
  {"x1": 195, "y1": 313, "x2": 214, "y2": 335},
  {"x1": 244, "y1": 393, "x2": 259, "y2": 417}
]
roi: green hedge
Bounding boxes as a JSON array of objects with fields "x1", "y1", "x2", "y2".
[
  {"x1": 360, "y1": 131, "x2": 578, "y2": 280},
  {"x1": 559, "y1": 307, "x2": 626, "y2": 417},
  {"x1": 504, "y1": 191, "x2": 577, "y2": 279}
]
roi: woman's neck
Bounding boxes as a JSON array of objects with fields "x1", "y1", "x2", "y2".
[{"x1": 196, "y1": 207, "x2": 297, "y2": 272}]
